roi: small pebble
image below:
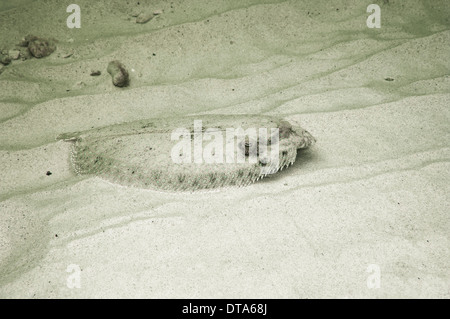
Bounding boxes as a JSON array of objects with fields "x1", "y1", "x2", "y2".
[
  {"x1": 385, "y1": 77, "x2": 394, "y2": 81},
  {"x1": 27, "y1": 36, "x2": 56, "y2": 58},
  {"x1": 18, "y1": 47, "x2": 32, "y2": 60},
  {"x1": 107, "y1": 60, "x2": 130, "y2": 87},
  {"x1": 0, "y1": 51, "x2": 11, "y2": 65},
  {"x1": 90, "y1": 70, "x2": 101, "y2": 76},
  {"x1": 8, "y1": 50, "x2": 20, "y2": 60},
  {"x1": 46, "y1": 171, "x2": 52, "y2": 176}
]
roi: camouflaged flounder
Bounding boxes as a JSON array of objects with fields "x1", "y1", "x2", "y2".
[{"x1": 57, "y1": 115, "x2": 315, "y2": 191}]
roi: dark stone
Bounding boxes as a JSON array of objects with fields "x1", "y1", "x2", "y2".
[
  {"x1": 0, "y1": 51, "x2": 11, "y2": 65},
  {"x1": 27, "y1": 36, "x2": 56, "y2": 58},
  {"x1": 107, "y1": 60, "x2": 130, "y2": 87}
]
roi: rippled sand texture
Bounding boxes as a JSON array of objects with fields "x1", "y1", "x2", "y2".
[{"x1": 0, "y1": 0, "x2": 449, "y2": 298}]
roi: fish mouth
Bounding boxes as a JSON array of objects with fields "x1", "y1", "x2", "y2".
[
  {"x1": 288, "y1": 126, "x2": 316, "y2": 149},
  {"x1": 301, "y1": 129, "x2": 316, "y2": 148}
]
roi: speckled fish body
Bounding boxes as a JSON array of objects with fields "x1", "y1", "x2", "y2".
[{"x1": 57, "y1": 115, "x2": 315, "y2": 191}]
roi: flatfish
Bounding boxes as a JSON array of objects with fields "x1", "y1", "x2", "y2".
[{"x1": 57, "y1": 115, "x2": 315, "y2": 191}]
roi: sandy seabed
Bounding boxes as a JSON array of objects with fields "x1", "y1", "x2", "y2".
[{"x1": 0, "y1": 0, "x2": 449, "y2": 298}]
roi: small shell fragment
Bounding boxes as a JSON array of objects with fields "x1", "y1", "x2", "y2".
[{"x1": 136, "y1": 11, "x2": 154, "y2": 24}]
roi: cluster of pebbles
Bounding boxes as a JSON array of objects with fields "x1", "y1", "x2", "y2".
[
  {"x1": 1, "y1": 7, "x2": 164, "y2": 80},
  {"x1": 1, "y1": 28, "x2": 138, "y2": 87},
  {"x1": 0, "y1": 35, "x2": 56, "y2": 74},
  {"x1": 0, "y1": 35, "x2": 129, "y2": 88},
  {"x1": 6, "y1": 35, "x2": 56, "y2": 62},
  {"x1": 73, "y1": 60, "x2": 131, "y2": 90},
  {"x1": 2, "y1": 7, "x2": 164, "y2": 78},
  {"x1": 19, "y1": 35, "x2": 57, "y2": 58}
]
